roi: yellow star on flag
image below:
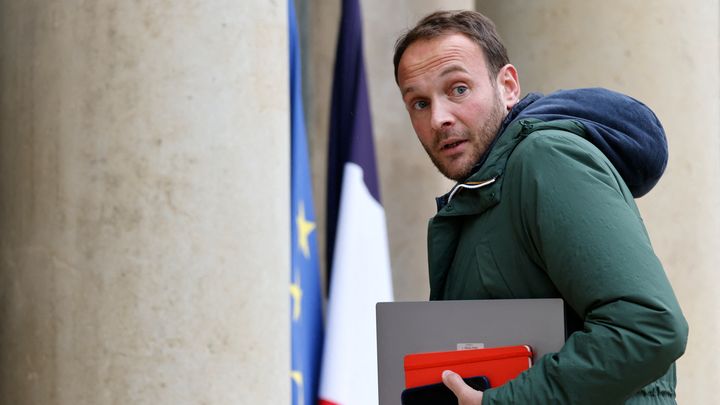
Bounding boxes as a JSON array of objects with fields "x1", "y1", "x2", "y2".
[
  {"x1": 290, "y1": 269, "x2": 303, "y2": 321},
  {"x1": 291, "y1": 370, "x2": 305, "y2": 405},
  {"x1": 296, "y1": 201, "x2": 316, "y2": 259}
]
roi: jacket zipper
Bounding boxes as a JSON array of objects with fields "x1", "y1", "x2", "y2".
[{"x1": 447, "y1": 176, "x2": 498, "y2": 203}]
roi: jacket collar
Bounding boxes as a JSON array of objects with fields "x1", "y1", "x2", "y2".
[
  {"x1": 434, "y1": 94, "x2": 542, "y2": 213},
  {"x1": 434, "y1": 118, "x2": 537, "y2": 216}
]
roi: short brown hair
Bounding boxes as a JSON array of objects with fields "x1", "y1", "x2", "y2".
[{"x1": 393, "y1": 10, "x2": 509, "y2": 84}]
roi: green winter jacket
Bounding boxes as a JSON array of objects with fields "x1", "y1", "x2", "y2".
[{"x1": 427, "y1": 119, "x2": 688, "y2": 404}]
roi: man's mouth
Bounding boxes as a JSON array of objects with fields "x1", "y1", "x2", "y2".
[{"x1": 441, "y1": 140, "x2": 467, "y2": 150}]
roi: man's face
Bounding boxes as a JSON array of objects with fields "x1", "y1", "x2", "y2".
[{"x1": 397, "y1": 33, "x2": 519, "y2": 181}]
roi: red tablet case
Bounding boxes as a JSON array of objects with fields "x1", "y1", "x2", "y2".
[{"x1": 404, "y1": 345, "x2": 532, "y2": 389}]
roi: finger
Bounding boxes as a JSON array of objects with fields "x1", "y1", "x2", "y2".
[{"x1": 442, "y1": 370, "x2": 469, "y2": 398}]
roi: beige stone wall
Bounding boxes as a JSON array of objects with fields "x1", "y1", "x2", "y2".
[
  {"x1": 478, "y1": 1, "x2": 720, "y2": 401},
  {"x1": 0, "y1": 1, "x2": 289, "y2": 404}
]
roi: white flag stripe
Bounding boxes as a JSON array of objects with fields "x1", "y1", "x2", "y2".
[{"x1": 319, "y1": 162, "x2": 394, "y2": 405}]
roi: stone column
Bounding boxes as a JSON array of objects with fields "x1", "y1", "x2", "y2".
[
  {"x1": 478, "y1": 0, "x2": 720, "y2": 402},
  {"x1": 0, "y1": 1, "x2": 288, "y2": 404}
]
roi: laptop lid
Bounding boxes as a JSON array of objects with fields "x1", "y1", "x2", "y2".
[{"x1": 376, "y1": 299, "x2": 566, "y2": 405}]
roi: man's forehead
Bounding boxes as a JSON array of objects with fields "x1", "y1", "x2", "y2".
[
  {"x1": 400, "y1": 34, "x2": 480, "y2": 65},
  {"x1": 401, "y1": 63, "x2": 470, "y2": 96},
  {"x1": 398, "y1": 34, "x2": 485, "y2": 90}
]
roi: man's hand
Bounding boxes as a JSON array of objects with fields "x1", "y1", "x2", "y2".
[{"x1": 442, "y1": 370, "x2": 484, "y2": 405}]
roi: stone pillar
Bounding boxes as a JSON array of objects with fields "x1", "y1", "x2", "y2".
[
  {"x1": 0, "y1": 1, "x2": 289, "y2": 404},
  {"x1": 478, "y1": 0, "x2": 720, "y2": 402},
  {"x1": 302, "y1": 0, "x2": 473, "y2": 301}
]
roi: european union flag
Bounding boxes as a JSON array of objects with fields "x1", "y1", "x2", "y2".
[{"x1": 289, "y1": 1, "x2": 323, "y2": 405}]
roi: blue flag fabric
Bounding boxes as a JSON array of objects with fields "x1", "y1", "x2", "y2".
[{"x1": 289, "y1": 1, "x2": 324, "y2": 404}]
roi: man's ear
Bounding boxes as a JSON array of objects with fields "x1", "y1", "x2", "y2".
[{"x1": 495, "y1": 64, "x2": 521, "y2": 110}]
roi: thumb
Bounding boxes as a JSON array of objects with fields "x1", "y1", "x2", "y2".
[{"x1": 442, "y1": 370, "x2": 467, "y2": 398}]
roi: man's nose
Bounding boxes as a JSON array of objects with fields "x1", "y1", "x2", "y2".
[{"x1": 430, "y1": 99, "x2": 455, "y2": 131}]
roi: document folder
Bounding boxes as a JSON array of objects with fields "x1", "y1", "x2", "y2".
[{"x1": 404, "y1": 345, "x2": 532, "y2": 389}]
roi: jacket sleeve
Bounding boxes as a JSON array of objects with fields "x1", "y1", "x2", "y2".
[{"x1": 482, "y1": 131, "x2": 688, "y2": 404}]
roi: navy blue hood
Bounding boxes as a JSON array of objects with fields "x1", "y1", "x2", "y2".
[{"x1": 501, "y1": 88, "x2": 668, "y2": 198}]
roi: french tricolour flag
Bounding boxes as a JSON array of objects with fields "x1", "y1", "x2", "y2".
[{"x1": 319, "y1": 0, "x2": 394, "y2": 404}]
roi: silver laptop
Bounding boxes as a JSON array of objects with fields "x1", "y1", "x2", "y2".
[{"x1": 376, "y1": 299, "x2": 566, "y2": 405}]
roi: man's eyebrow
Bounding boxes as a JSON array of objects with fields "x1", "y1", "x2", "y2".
[
  {"x1": 402, "y1": 86, "x2": 415, "y2": 97},
  {"x1": 401, "y1": 65, "x2": 470, "y2": 97}
]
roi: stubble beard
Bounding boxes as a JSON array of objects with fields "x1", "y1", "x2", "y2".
[{"x1": 427, "y1": 99, "x2": 506, "y2": 182}]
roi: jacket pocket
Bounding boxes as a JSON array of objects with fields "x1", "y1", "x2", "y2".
[{"x1": 474, "y1": 244, "x2": 515, "y2": 298}]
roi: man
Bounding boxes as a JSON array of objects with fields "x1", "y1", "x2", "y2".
[{"x1": 394, "y1": 10, "x2": 688, "y2": 404}]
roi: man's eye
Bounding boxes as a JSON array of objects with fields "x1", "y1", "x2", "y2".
[
  {"x1": 452, "y1": 86, "x2": 469, "y2": 96},
  {"x1": 413, "y1": 100, "x2": 429, "y2": 110}
]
